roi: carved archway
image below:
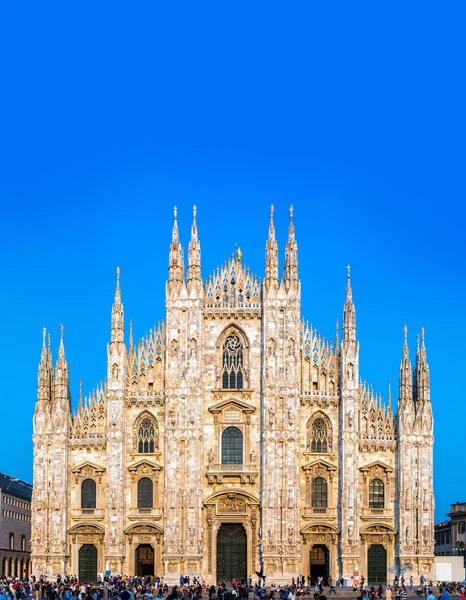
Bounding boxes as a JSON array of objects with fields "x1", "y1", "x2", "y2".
[{"x1": 204, "y1": 490, "x2": 259, "y2": 582}]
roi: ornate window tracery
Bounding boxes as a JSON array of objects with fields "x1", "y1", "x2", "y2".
[
  {"x1": 81, "y1": 479, "x2": 96, "y2": 509},
  {"x1": 138, "y1": 417, "x2": 156, "y2": 454},
  {"x1": 311, "y1": 477, "x2": 328, "y2": 508},
  {"x1": 309, "y1": 417, "x2": 330, "y2": 453},
  {"x1": 369, "y1": 478, "x2": 385, "y2": 509},
  {"x1": 222, "y1": 334, "x2": 244, "y2": 389},
  {"x1": 221, "y1": 426, "x2": 243, "y2": 465}
]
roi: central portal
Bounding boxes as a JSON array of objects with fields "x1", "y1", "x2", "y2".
[
  {"x1": 309, "y1": 545, "x2": 329, "y2": 585},
  {"x1": 135, "y1": 544, "x2": 154, "y2": 576},
  {"x1": 217, "y1": 523, "x2": 247, "y2": 585}
]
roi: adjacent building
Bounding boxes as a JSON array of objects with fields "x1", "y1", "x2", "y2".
[
  {"x1": 31, "y1": 206, "x2": 435, "y2": 584},
  {"x1": 435, "y1": 502, "x2": 466, "y2": 564},
  {"x1": 0, "y1": 473, "x2": 33, "y2": 577}
]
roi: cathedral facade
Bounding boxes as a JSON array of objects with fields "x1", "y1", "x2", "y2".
[{"x1": 31, "y1": 207, "x2": 435, "y2": 585}]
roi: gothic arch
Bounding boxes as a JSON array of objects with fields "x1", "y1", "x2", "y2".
[
  {"x1": 216, "y1": 325, "x2": 250, "y2": 389},
  {"x1": 306, "y1": 412, "x2": 333, "y2": 453},
  {"x1": 133, "y1": 411, "x2": 159, "y2": 453}
]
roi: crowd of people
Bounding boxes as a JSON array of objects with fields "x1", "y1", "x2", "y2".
[{"x1": 0, "y1": 574, "x2": 464, "y2": 600}]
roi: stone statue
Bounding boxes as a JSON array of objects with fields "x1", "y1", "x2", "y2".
[
  {"x1": 288, "y1": 526, "x2": 294, "y2": 544},
  {"x1": 207, "y1": 448, "x2": 214, "y2": 464},
  {"x1": 250, "y1": 450, "x2": 256, "y2": 464}
]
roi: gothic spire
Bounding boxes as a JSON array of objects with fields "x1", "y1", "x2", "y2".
[
  {"x1": 111, "y1": 267, "x2": 124, "y2": 344},
  {"x1": 343, "y1": 265, "x2": 356, "y2": 342},
  {"x1": 187, "y1": 205, "x2": 202, "y2": 291},
  {"x1": 283, "y1": 205, "x2": 298, "y2": 290},
  {"x1": 37, "y1": 327, "x2": 52, "y2": 406},
  {"x1": 414, "y1": 326, "x2": 430, "y2": 402},
  {"x1": 398, "y1": 325, "x2": 413, "y2": 408},
  {"x1": 54, "y1": 324, "x2": 70, "y2": 409},
  {"x1": 168, "y1": 205, "x2": 185, "y2": 293},
  {"x1": 265, "y1": 205, "x2": 279, "y2": 290}
]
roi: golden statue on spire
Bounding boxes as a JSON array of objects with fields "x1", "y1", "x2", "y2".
[{"x1": 236, "y1": 246, "x2": 243, "y2": 262}]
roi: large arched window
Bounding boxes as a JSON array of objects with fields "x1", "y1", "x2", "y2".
[
  {"x1": 81, "y1": 479, "x2": 96, "y2": 509},
  {"x1": 221, "y1": 426, "x2": 243, "y2": 465},
  {"x1": 311, "y1": 477, "x2": 328, "y2": 508},
  {"x1": 138, "y1": 417, "x2": 155, "y2": 453},
  {"x1": 310, "y1": 417, "x2": 330, "y2": 453},
  {"x1": 369, "y1": 478, "x2": 384, "y2": 509},
  {"x1": 137, "y1": 478, "x2": 153, "y2": 509},
  {"x1": 222, "y1": 334, "x2": 244, "y2": 389}
]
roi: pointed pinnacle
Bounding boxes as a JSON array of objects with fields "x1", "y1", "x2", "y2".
[
  {"x1": 421, "y1": 326, "x2": 425, "y2": 347},
  {"x1": 42, "y1": 327, "x2": 47, "y2": 347}
]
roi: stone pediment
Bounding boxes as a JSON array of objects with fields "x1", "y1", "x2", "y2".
[
  {"x1": 302, "y1": 459, "x2": 337, "y2": 480},
  {"x1": 69, "y1": 523, "x2": 105, "y2": 535},
  {"x1": 128, "y1": 459, "x2": 162, "y2": 481},
  {"x1": 208, "y1": 398, "x2": 256, "y2": 414},
  {"x1": 301, "y1": 523, "x2": 339, "y2": 534},
  {"x1": 203, "y1": 489, "x2": 260, "y2": 507},
  {"x1": 359, "y1": 460, "x2": 394, "y2": 482},
  {"x1": 71, "y1": 462, "x2": 106, "y2": 483},
  {"x1": 125, "y1": 522, "x2": 163, "y2": 534}
]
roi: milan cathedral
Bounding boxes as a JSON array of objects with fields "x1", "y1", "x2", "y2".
[{"x1": 31, "y1": 206, "x2": 434, "y2": 584}]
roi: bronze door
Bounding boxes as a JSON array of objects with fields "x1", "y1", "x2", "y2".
[
  {"x1": 136, "y1": 544, "x2": 155, "y2": 576},
  {"x1": 217, "y1": 523, "x2": 247, "y2": 584},
  {"x1": 367, "y1": 544, "x2": 386, "y2": 584},
  {"x1": 79, "y1": 544, "x2": 98, "y2": 583}
]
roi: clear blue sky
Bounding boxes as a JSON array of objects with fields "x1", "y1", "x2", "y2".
[{"x1": 0, "y1": 2, "x2": 464, "y2": 522}]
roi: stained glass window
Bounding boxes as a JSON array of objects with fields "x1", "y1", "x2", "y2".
[{"x1": 222, "y1": 334, "x2": 244, "y2": 389}]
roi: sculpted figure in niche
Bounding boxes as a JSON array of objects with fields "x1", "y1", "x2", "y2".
[
  {"x1": 347, "y1": 363, "x2": 354, "y2": 381},
  {"x1": 405, "y1": 488, "x2": 411, "y2": 510},
  {"x1": 347, "y1": 410, "x2": 353, "y2": 429},
  {"x1": 422, "y1": 526, "x2": 429, "y2": 545},
  {"x1": 250, "y1": 450, "x2": 256, "y2": 464},
  {"x1": 207, "y1": 448, "x2": 214, "y2": 464},
  {"x1": 190, "y1": 339, "x2": 197, "y2": 358},
  {"x1": 288, "y1": 525, "x2": 294, "y2": 544},
  {"x1": 405, "y1": 526, "x2": 410, "y2": 545},
  {"x1": 268, "y1": 338, "x2": 276, "y2": 356}
]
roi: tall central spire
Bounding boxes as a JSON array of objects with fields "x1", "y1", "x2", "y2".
[
  {"x1": 187, "y1": 205, "x2": 202, "y2": 292},
  {"x1": 283, "y1": 205, "x2": 298, "y2": 290},
  {"x1": 265, "y1": 205, "x2": 279, "y2": 290}
]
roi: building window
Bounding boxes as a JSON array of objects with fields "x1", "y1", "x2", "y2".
[
  {"x1": 311, "y1": 477, "x2": 328, "y2": 508},
  {"x1": 459, "y1": 522, "x2": 465, "y2": 534},
  {"x1": 310, "y1": 417, "x2": 330, "y2": 453},
  {"x1": 221, "y1": 426, "x2": 243, "y2": 465},
  {"x1": 369, "y1": 478, "x2": 385, "y2": 509},
  {"x1": 21, "y1": 535, "x2": 26, "y2": 551},
  {"x1": 9, "y1": 533, "x2": 14, "y2": 550},
  {"x1": 221, "y1": 334, "x2": 244, "y2": 389},
  {"x1": 138, "y1": 417, "x2": 156, "y2": 454},
  {"x1": 81, "y1": 479, "x2": 97, "y2": 509},
  {"x1": 137, "y1": 478, "x2": 153, "y2": 509}
]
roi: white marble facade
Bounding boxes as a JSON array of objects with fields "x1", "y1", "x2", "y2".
[{"x1": 31, "y1": 207, "x2": 435, "y2": 584}]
